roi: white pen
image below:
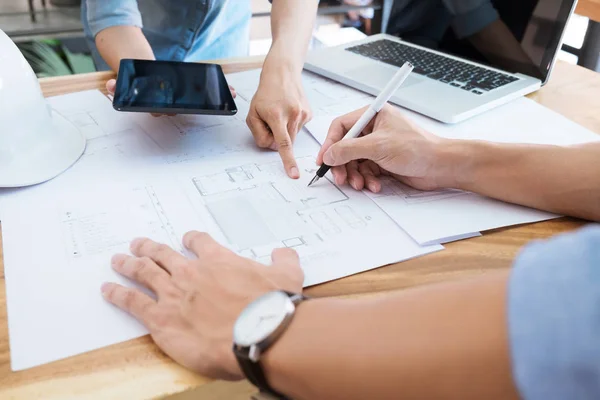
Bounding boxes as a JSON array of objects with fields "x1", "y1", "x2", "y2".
[{"x1": 308, "y1": 61, "x2": 414, "y2": 187}]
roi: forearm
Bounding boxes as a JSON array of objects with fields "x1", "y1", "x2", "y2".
[
  {"x1": 95, "y1": 26, "x2": 154, "y2": 72},
  {"x1": 264, "y1": 271, "x2": 517, "y2": 400},
  {"x1": 267, "y1": 0, "x2": 318, "y2": 73},
  {"x1": 443, "y1": 140, "x2": 600, "y2": 221}
]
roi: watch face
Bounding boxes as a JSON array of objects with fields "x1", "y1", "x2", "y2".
[{"x1": 233, "y1": 291, "x2": 293, "y2": 347}]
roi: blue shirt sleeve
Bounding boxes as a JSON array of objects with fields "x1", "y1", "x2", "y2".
[
  {"x1": 441, "y1": 0, "x2": 499, "y2": 39},
  {"x1": 85, "y1": 0, "x2": 143, "y2": 38},
  {"x1": 508, "y1": 225, "x2": 600, "y2": 400}
]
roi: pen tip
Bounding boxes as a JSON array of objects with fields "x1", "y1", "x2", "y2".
[{"x1": 308, "y1": 175, "x2": 319, "y2": 187}]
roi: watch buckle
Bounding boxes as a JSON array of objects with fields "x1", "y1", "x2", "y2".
[{"x1": 249, "y1": 344, "x2": 262, "y2": 362}]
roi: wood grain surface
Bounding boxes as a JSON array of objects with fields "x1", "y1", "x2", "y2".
[
  {"x1": 578, "y1": 0, "x2": 600, "y2": 22},
  {"x1": 0, "y1": 57, "x2": 598, "y2": 399}
]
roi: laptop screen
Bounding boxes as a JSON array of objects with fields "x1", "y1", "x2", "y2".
[{"x1": 387, "y1": 0, "x2": 577, "y2": 81}]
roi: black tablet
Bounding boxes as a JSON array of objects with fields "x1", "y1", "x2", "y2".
[{"x1": 113, "y1": 59, "x2": 237, "y2": 116}]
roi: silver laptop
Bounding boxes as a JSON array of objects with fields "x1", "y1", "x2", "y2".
[{"x1": 305, "y1": 0, "x2": 578, "y2": 123}]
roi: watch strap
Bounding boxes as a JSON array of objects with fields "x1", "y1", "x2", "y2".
[
  {"x1": 234, "y1": 291, "x2": 308, "y2": 399},
  {"x1": 251, "y1": 392, "x2": 282, "y2": 400},
  {"x1": 234, "y1": 347, "x2": 288, "y2": 399}
]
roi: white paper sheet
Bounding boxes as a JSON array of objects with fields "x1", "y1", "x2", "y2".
[
  {"x1": 294, "y1": 73, "x2": 599, "y2": 244},
  {"x1": 1, "y1": 89, "x2": 441, "y2": 371},
  {"x1": 48, "y1": 90, "x2": 141, "y2": 139},
  {"x1": 227, "y1": 69, "x2": 372, "y2": 118}
]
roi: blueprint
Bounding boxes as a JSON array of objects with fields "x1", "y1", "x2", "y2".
[
  {"x1": 1, "y1": 88, "x2": 441, "y2": 371},
  {"x1": 279, "y1": 70, "x2": 600, "y2": 244},
  {"x1": 176, "y1": 156, "x2": 438, "y2": 286},
  {"x1": 1, "y1": 179, "x2": 209, "y2": 371},
  {"x1": 48, "y1": 90, "x2": 140, "y2": 139}
]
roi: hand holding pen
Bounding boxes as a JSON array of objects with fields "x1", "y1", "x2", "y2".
[{"x1": 308, "y1": 62, "x2": 414, "y2": 187}]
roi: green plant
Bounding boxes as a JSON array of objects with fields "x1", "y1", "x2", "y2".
[{"x1": 17, "y1": 39, "x2": 96, "y2": 78}]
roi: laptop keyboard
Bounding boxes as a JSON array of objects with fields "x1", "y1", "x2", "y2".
[{"x1": 346, "y1": 39, "x2": 520, "y2": 95}]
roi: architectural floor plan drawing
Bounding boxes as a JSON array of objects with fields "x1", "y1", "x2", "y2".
[
  {"x1": 181, "y1": 153, "x2": 440, "y2": 281},
  {"x1": 2, "y1": 86, "x2": 445, "y2": 372},
  {"x1": 136, "y1": 101, "x2": 258, "y2": 165},
  {"x1": 369, "y1": 177, "x2": 466, "y2": 205},
  {"x1": 48, "y1": 90, "x2": 140, "y2": 139},
  {"x1": 60, "y1": 186, "x2": 180, "y2": 262},
  {"x1": 71, "y1": 129, "x2": 163, "y2": 177},
  {"x1": 190, "y1": 157, "x2": 368, "y2": 265}
]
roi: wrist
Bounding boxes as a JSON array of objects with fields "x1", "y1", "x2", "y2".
[
  {"x1": 261, "y1": 298, "x2": 324, "y2": 398},
  {"x1": 264, "y1": 40, "x2": 305, "y2": 77},
  {"x1": 433, "y1": 139, "x2": 490, "y2": 190}
]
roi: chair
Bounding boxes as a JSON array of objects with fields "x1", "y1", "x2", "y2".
[
  {"x1": 27, "y1": 0, "x2": 47, "y2": 23},
  {"x1": 563, "y1": 0, "x2": 600, "y2": 71}
]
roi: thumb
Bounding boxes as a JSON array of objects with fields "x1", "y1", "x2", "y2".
[
  {"x1": 323, "y1": 135, "x2": 381, "y2": 166},
  {"x1": 270, "y1": 248, "x2": 304, "y2": 288},
  {"x1": 106, "y1": 79, "x2": 116, "y2": 95}
]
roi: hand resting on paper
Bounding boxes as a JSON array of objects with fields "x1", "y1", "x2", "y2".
[
  {"x1": 317, "y1": 105, "x2": 600, "y2": 222},
  {"x1": 104, "y1": 79, "x2": 237, "y2": 117},
  {"x1": 101, "y1": 232, "x2": 303, "y2": 380}
]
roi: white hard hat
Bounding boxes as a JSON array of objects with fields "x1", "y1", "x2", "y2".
[{"x1": 0, "y1": 29, "x2": 85, "y2": 188}]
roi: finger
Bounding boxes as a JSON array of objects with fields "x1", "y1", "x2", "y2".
[
  {"x1": 331, "y1": 165, "x2": 348, "y2": 186},
  {"x1": 101, "y1": 282, "x2": 156, "y2": 322},
  {"x1": 183, "y1": 231, "x2": 228, "y2": 260},
  {"x1": 106, "y1": 79, "x2": 116, "y2": 95},
  {"x1": 130, "y1": 237, "x2": 187, "y2": 274},
  {"x1": 303, "y1": 107, "x2": 314, "y2": 126},
  {"x1": 346, "y1": 161, "x2": 365, "y2": 191},
  {"x1": 269, "y1": 118, "x2": 299, "y2": 179},
  {"x1": 299, "y1": 107, "x2": 312, "y2": 130},
  {"x1": 271, "y1": 247, "x2": 300, "y2": 268},
  {"x1": 294, "y1": 120, "x2": 303, "y2": 144},
  {"x1": 112, "y1": 254, "x2": 171, "y2": 293},
  {"x1": 317, "y1": 106, "x2": 373, "y2": 165},
  {"x1": 229, "y1": 85, "x2": 237, "y2": 99},
  {"x1": 286, "y1": 107, "x2": 303, "y2": 143},
  {"x1": 366, "y1": 160, "x2": 382, "y2": 177},
  {"x1": 323, "y1": 134, "x2": 382, "y2": 167},
  {"x1": 271, "y1": 248, "x2": 304, "y2": 285},
  {"x1": 295, "y1": 107, "x2": 312, "y2": 143},
  {"x1": 247, "y1": 110, "x2": 274, "y2": 149},
  {"x1": 358, "y1": 161, "x2": 382, "y2": 193}
]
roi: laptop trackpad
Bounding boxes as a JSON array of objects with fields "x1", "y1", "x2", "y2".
[{"x1": 345, "y1": 64, "x2": 424, "y2": 90}]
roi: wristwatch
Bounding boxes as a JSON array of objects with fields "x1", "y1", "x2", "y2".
[{"x1": 233, "y1": 290, "x2": 307, "y2": 399}]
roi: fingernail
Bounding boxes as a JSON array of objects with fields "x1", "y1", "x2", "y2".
[
  {"x1": 290, "y1": 167, "x2": 299, "y2": 178},
  {"x1": 101, "y1": 283, "x2": 111, "y2": 295},
  {"x1": 111, "y1": 254, "x2": 124, "y2": 269},
  {"x1": 369, "y1": 182, "x2": 381, "y2": 193},
  {"x1": 129, "y1": 237, "x2": 144, "y2": 252},
  {"x1": 323, "y1": 151, "x2": 334, "y2": 165},
  {"x1": 351, "y1": 179, "x2": 358, "y2": 190}
]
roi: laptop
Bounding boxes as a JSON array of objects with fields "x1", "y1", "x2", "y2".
[{"x1": 305, "y1": 0, "x2": 578, "y2": 123}]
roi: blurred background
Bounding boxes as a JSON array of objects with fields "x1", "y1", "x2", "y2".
[{"x1": 0, "y1": 0, "x2": 595, "y2": 78}]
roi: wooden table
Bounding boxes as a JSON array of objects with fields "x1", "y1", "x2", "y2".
[
  {"x1": 1, "y1": 57, "x2": 599, "y2": 400},
  {"x1": 577, "y1": 0, "x2": 600, "y2": 21}
]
